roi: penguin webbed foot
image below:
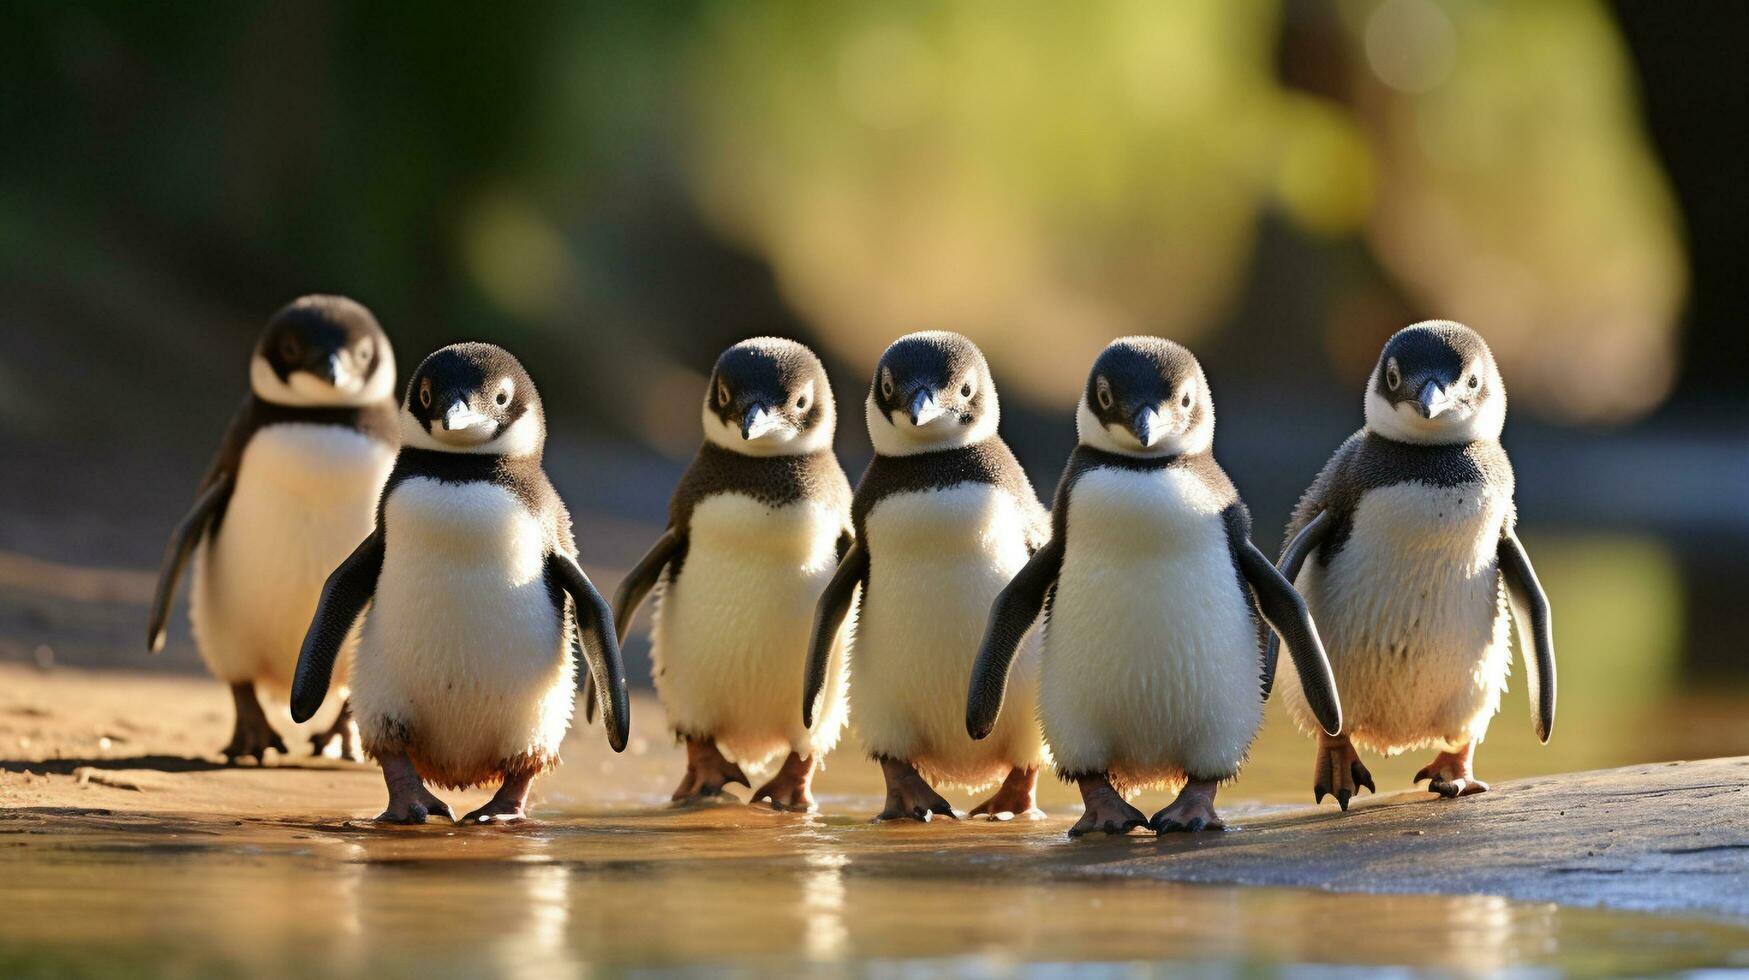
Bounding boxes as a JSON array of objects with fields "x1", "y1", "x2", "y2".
[
  {"x1": 1150, "y1": 778, "x2": 1226, "y2": 834},
  {"x1": 461, "y1": 772, "x2": 534, "y2": 825},
  {"x1": 750, "y1": 752, "x2": 817, "y2": 813},
  {"x1": 376, "y1": 751, "x2": 453, "y2": 825},
  {"x1": 1313, "y1": 733, "x2": 1375, "y2": 811},
  {"x1": 874, "y1": 758, "x2": 958, "y2": 823},
  {"x1": 1415, "y1": 744, "x2": 1488, "y2": 799},
  {"x1": 968, "y1": 766, "x2": 1043, "y2": 822},
  {"x1": 221, "y1": 682, "x2": 288, "y2": 764},
  {"x1": 377, "y1": 795, "x2": 454, "y2": 825},
  {"x1": 1068, "y1": 775, "x2": 1147, "y2": 838},
  {"x1": 671, "y1": 737, "x2": 750, "y2": 804},
  {"x1": 308, "y1": 699, "x2": 363, "y2": 762}
]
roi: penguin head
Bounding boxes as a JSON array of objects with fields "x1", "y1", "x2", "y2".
[
  {"x1": 701, "y1": 338, "x2": 836, "y2": 457},
  {"x1": 1076, "y1": 336, "x2": 1214, "y2": 457},
  {"x1": 399, "y1": 343, "x2": 545, "y2": 457},
  {"x1": 1364, "y1": 321, "x2": 1506, "y2": 445},
  {"x1": 249, "y1": 295, "x2": 395, "y2": 408},
  {"x1": 866, "y1": 331, "x2": 1000, "y2": 456}
]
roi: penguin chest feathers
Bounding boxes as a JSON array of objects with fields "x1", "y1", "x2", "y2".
[
  {"x1": 383, "y1": 477, "x2": 551, "y2": 583},
  {"x1": 1309, "y1": 480, "x2": 1512, "y2": 661},
  {"x1": 1053, "y1": 464, "x2": 1252, "y2": 652},
  {"x1": 1064, "y1": 465, "x2": 1232, "y2": 560},
  {"x1": 684, "y1": 493, "x2": 842, "y2": 571}
]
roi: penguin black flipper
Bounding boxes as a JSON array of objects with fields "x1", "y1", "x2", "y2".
[
  {"x1": 291, "y1": 530, "x2": 384, "y2": 723},
  {"x1": 802, "y1": 538, "x2": 866, "y2": 728},
  {"x1": 591, "y1": 528, "x2": 687, "y2": 724},
  {"x1": 1234, "y1": 527, "x2": 1342, "y2": 736},
  {"x1": 1263, "y1": 509, "x2": 1334, "y2": 696},
  {"x1": 967, "y1": 537, "x2": 1063, "y2": 740},
  {"x1": 146, "y1": 474, "x2": 233, "y2": 653},
  {"x1": 1498, "y1": 529, "x2": 1556, "y2": 743},
  {"x1": 551, "y1": 552, "x2": 631, "y2": 752},
  {"x1": 612, "y1": 528, "x2": 687, "y2": 640}
]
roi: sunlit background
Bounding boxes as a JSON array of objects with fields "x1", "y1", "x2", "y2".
[{"x1": 1, "y1": 1, "x2": 1745, "y2": 783}]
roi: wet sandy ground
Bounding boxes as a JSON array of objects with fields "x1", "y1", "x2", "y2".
[{"x1": 3, "y1": 664, "x2": 1749, "y2": 975}]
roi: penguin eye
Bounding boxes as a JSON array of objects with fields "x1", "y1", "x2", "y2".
[
  {"x1": 795, "y1": 393, "x2": 808, "y2": 411},
  {"x1": 418, "y1": 381, "x2": 432, "y2": 409},
  {"x1": 1095, "y1": 379, "x2": 1113, "y2": 411},
  {"x1": 494, "y1": 379, "x2": 514, "y2": 407},
  {"x1": 495, "y1": 390, "x2": 509, "y2": 407},
  {"x1": 355, "y1": 339, "x2": 373, "y2": 364},
  {"x1": 717, "y1": 380, "x2": 730, "y2": 407},
  {"x1": 960, "y1": 382, "x2": 973, "y2": 399},
  {"x1": 1385, "y1": 361, "x2": 1401, "y2": 392},
  {"x1": 880, "y1": 369, "x2": 894, "y2": 399},
  {"x1": 279, "y1": 337, "x2": 300, "y2": 361},
  {"x1": 1468, "y1": 374, "x2": 1480, "y2": 390},
  {"x1": 1181, "y1": 391, "x2": 1192, "y2": 409}
]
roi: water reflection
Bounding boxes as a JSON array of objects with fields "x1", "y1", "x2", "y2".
[{"x1": 2, "y1": 807, "x2": 1748, "y2": 975}]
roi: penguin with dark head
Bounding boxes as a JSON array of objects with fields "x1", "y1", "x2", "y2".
[
  {"x1": 292, "y1": 342, "x2": 628, "y2": 824},
  {"x1": 968, "y1": 337, "x2": 1341, "y2": 836},
  {"x1": 805, "y1": 331, "x2": 1050, "y2": 823},
  {"x1": 147, "y1": 294, "x2": 399, "y2": 764},
  {"x1": 1273, "y1": 320, "x2": 1553, "y2": 808},
  {"x1": 614, "y1": 338, "x2": 853, "y2": 811}
]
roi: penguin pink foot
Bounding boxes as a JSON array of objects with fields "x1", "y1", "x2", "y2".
[
  {"x1": 875, "y1": 758, "x2": 957, "y2": 822},
  {"x1": 222, "y1": 682, "x2": 288, "y2": 764},
  {"x1": 376, "y1": 752, "x2": 453, "y2": 825},
  {"x1": 969, "y1": 766, "x2": 1043, "y2": 821},
  {"x1": 1068, "y1": 775, "x2": 1147, "y2": 838},
  {"x1": 750, "y1": 752, "x2": 817, "y2": 812},
  {"x1": 462, "y1": 770, "x2": 534, "y2": 824},
  {"x1": 308, "y1": 698, "x2": 363, "y2": 761},
  {"x1": 672, "y1": 737, "x2": 750, "y2": 802},
  {"x1": 1314, "y1": 731, "x2": 1375, "y2": 810},
  {"x1": 1151, "y1": 778, "x2": 1226, "y2": 833},
  {"x1": 1416, "y1": 742, "x2": 1489, "y2": 798}
]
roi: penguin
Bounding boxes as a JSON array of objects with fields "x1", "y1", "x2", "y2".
[
  {"x1": 1272, "y1": 320, "x2": 1555, "y2": 808},
  {"x1": 803, "y1": 331, "x2": 1049, "y2": 822},
  {"x1": 289, "y1": 342, "x2": 629, "y2": 824},
  {"x1": 967, "y1": 337, "x2": 1343, "y2": 835},
  {"x1": 147, "y1": 295, "x2": 399, "y2": 763},
  {"x1": 611, "y1": 338, "x2": 854, "y2": 811}
]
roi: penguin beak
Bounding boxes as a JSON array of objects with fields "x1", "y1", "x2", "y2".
[
  {"x1": 442, "y1": 399, "x2": 490, "y2": 433},
  {"x1": 742, "y1": 402, "x2": 788, "y2": 442},
  {"x1": 1412, "y1": 380, "x2": 1452, "y2": 420},
  {"x1": 327, "y1": 352, "x2": 356, "y2": 391},
  {"x1": 1131, "y1": 406, "x2": 1164, "y2": 448},
  {"x1": 909, "y1": 388, "x2": 945, "y2": 427}
]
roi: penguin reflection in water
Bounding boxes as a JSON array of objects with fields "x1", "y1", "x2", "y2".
[
  {"x1": 805, "y1": 332, "x2": 1050, "y2": 822},
  {"x1": 147, "y1": 296, "x2": 398, "y2": 763},
  {"x1": 291, "y1": 343, "x2": 629, "y2": 824},
  {"x1": 967, "y1": 338, "x2": 1343, "y2": 835},
  {"x1": 1273, "y1": 322, "x2": 1554, "y2": 808},
  {"x1": 612, "y1": 339, "x2": 854, "y2": 811}
]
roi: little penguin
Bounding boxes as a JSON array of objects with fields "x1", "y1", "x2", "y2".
[
  {"x1": 290, "y1": 342, "x2": 629, "y2": 824},
  {"x1": 611, "y1": 337, "x2": 854, "y2": 811},
  {"x1": 803, "y1": 331, "x2": 1050, "y2": 822},
  {"x1": 1272, "y1": 320, "x2": 1555, "y2": 808},
  {"x1": 147, "y1": 295, "x2": 399, "y2": 763},
  {"x1": 966, "y1": 337, "x2": 1343, "y2": 835}
]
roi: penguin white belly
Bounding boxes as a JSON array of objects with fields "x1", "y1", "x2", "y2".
[
  {"x1": 651, "y1": 494, "x2": 848, "y2": 769},
  {"x1": 190, "y1": 424, "x2": 394, "y2": 693},
  {"x1": 351, "y1": 477, "x2": 575, "y2": 789},
  {"x1": 1041, "y1": 467, "x2": 1261, "y2": 792},
  {"x1": 1283, "y1": 481, "x2": 1512, "y2": 754},
  {"x1": 851, "y1": 483, "x2": 1044, "y2": 790}
]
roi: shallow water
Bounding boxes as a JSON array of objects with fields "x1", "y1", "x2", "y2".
[{"x1": 6, "y1": 783, "x2": 1749, "y2": 977}]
